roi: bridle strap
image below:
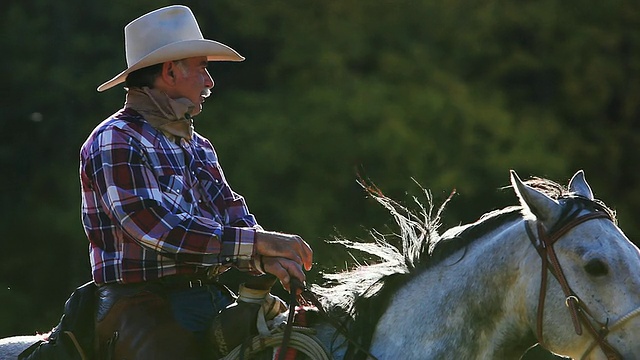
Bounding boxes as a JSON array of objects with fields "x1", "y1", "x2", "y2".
[
  {"x1": 580, "y1": 303, "x2": 640, "y2": 359},
  {"x1": 527, "y1": 210, "x2": 624, "y2": 360}
]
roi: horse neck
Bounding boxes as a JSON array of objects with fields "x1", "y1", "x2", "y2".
[{"x1": 370, "y1": 218, "x2": 538, "y2": 359}]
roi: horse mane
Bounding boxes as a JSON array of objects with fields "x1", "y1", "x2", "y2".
[{"x1": 313, "y1": 177, "x2": 616, "y2": 359}]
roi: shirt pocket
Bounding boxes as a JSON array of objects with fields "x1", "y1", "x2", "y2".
[
  {"x1": 158, "y1": 174, "x2": 194, "y2": 214},
  {"x1": 195, "y1": 167, "x2": 225, "y2": 202}
]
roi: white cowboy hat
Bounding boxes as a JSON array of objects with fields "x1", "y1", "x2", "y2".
[{"x1": 97, "y1": 5, "x2": 244, "y2": 92}]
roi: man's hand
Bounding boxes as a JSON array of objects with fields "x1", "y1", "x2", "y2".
[
  {"x1": 260, "y1": 256, "x2": 306, "y2": 293},
  {"x1": 254, "y1": 230, "x2": 313, "y2": 291}
]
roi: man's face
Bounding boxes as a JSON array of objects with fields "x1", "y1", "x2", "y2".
[{"x1": 170, "y1": 56, "x2": 214, "y2": 116}]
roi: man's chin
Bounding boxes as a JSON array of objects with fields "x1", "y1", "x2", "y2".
[{"x1": 190, "y1": 106, "x2": 203, "y2": 117}]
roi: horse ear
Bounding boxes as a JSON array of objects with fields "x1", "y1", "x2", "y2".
[
  {"x1": 510, "y1": 170, "x2": 563, "y2": 224},
  {"x1": 568, "y1": 170, "x2": 594, "y2": 200}
]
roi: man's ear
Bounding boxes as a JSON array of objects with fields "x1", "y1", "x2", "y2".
[{"x1": 161, "y1": 61, "x2": 176, "y2": 84}]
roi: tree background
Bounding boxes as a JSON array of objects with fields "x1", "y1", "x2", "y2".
[{"x1": 1, "y1": 1, "x2": 638, "y2": 359}]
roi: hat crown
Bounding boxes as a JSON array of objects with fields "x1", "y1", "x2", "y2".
[{"x1": 124, "y1": 5, "x2": 204, "y2": 66}]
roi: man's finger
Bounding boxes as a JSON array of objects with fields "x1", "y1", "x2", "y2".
[
  {"x1": 299, "y1": 238, "x2": 313, "y2": 271},
  {"x1": 262, "y1": 257, "x2": 308, "y2": 293},
  {"x1": 262, "y1": 256, "x2": 291, "y2": 291},
  {"x1": 277, "y1": 257, "x2": 306, "y2": 285}
]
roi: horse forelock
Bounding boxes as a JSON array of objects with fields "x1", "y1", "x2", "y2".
[{"x1": 524, "y1": 177, "x2": 616, "y2": 223}]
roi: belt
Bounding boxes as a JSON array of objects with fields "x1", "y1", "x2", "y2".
[
  {"x1": 154, "y1": 274, "x2": 216, "y2": 291},
  {"x1": 96, "y1": 274, "x2": 216, "y2": 292}
]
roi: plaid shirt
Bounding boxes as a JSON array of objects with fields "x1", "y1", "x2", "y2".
[{"x1": 80, "y1": 108, "x2": 260, "y2": 285}]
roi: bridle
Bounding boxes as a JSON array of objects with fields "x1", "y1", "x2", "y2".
[{"x1": 525, "y1": 197, "x2": 640, "y2": 360}]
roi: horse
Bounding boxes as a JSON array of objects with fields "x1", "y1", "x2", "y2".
[
  {"x1": 1, "y1": 170, "x2": 639, "y2": 359},
  {"x1": 308, "y1": 170, "x2": 640, "y2": 359}
]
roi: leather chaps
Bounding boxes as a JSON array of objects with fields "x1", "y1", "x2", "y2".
[{"x1": 95, "y1": 282, "x2": 207, "y2": 360}]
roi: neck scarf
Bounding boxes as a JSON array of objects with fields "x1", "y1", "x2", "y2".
[{"x1": 125, "y1": 87, "x2": 195, "y2": 141}]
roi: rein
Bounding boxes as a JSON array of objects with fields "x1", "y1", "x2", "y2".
[
  {"x1": 278, "y1": 279, "x2": 379, "y2": 360},
  {"x1": 525, "y1": 201, "x2": 639, "y2": 360}
]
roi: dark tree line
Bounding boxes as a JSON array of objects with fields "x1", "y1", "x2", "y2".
[{"x1": 2, "y1": 1, "x2": 638, "y2": 358}]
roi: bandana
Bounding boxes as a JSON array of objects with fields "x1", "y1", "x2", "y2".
[{"x1": 125, "y1": 87, "x2": 195, "y2": 141}]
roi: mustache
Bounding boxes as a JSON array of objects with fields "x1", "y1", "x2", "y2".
[{"x1": 201, "y1": 88, "x2": 211, "y2": 98}]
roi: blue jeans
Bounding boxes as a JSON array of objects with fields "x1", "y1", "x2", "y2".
[{"x1": 167, "y1": 284, "x2": 234, "y2": 340}]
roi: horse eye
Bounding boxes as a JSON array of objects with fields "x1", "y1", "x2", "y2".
[{"x1": 584, "y1": 259, "x2": 609, "y2": 277}]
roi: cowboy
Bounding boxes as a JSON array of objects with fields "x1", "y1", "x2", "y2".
[{"x1": 80, "y1": 5, "x2": 313, "y2": 358}]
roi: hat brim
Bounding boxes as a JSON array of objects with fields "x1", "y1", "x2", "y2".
[{"x1": 97, "y1": 39, "x2": 244, "y2": 92}]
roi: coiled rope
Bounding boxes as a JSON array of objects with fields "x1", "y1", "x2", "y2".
[{"x1": 221, "y1": 326, "x2": 332, "y2": 360}]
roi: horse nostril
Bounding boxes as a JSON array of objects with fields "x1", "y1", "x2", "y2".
[{"x1": 584, "y1": 259, "x2": 609, "y2": 277}]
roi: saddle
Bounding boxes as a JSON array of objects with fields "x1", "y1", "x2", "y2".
[
  {"x1": 18, "y1": 275, "x2": 322, "y2": 360},
  {"x1": 212, "y1": 276, "x2": 331, "y2": 360},
  {"x1": 210, "y1": 275, "x2": 287, "y2": 358},
  {"x1": 18, "y1": 282, "x2": 97, "y2": 360}
]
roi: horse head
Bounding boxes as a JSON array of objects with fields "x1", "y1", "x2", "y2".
[{"x1": 512, "y1": 170, "x2": 640, "y2": 359}]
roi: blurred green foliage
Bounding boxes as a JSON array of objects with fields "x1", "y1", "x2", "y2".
[{"x1": 1, "y1": 1, "x2": 638, "y2": 358}]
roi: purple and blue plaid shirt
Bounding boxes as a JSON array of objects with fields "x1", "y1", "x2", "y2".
[{"x1": 80, "y1": 108, "x2": 260, "y2": 285}]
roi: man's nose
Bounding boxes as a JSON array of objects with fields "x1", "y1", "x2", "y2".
[{"x1": 205, "y1": 69, "x2": 214, "y2": 88}]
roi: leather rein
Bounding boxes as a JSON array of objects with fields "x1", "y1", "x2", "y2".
[
  {"x1": 278, "y1": 279, "x2": 379, "y2": 360},
  {"x1": 525, "y1": 199, "x2": 640, "y2": 359}
]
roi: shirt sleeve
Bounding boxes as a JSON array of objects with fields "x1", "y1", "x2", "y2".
[{"x1": 84, "y1": 125, "x2": 257, "y2": 269}]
